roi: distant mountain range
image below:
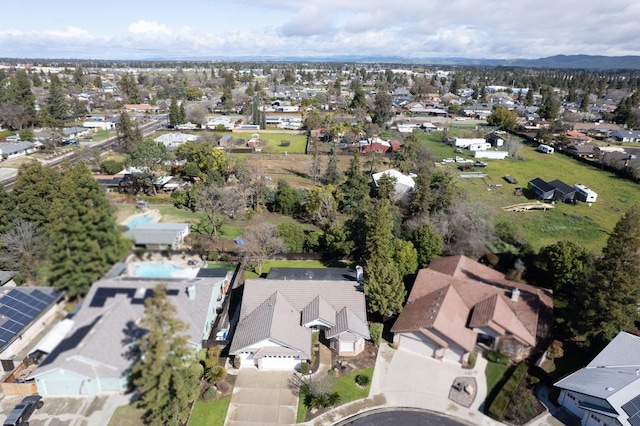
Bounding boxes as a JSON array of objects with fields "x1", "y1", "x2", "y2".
[
  {"x1": 144, "y1": 54, "x2": 640, "y2": 70},
  {"x1": 8, "y1": 54, "x2": 640, "y2": 70}
]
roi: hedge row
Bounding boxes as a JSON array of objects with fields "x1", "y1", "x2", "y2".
[{"x1": 488, "y1": 362, "x2": 529, "y2": 420}]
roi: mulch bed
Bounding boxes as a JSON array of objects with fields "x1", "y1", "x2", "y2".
[
  {"x1": 449, "y1": 377, "x2": 477, "y2": 408},
  {"x1": 331, "y1": 341, "x2": 378, "y2": 375}
]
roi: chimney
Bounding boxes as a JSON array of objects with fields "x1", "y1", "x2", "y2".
[
  {"x1": 187, "y1": 285, "x2": 196, "y2": 300},
  {"x1": 355, "y1": 266, "x2": 363, "y2": 283},
  {"x1": 511, "y1": 288, "x2": 520, "y2": 302}
]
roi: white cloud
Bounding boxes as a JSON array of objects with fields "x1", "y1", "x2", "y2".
[{"x1": 2, "y1": 1, "x2": 640, "y2": 59}]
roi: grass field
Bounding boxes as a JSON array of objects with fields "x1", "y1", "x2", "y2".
[
  {"x1": 189, "y1": 396, "x2": 231, "y2": 426},
  {"x1": 334, "y1": 367, "x2": 374, "y2": 403},
  {"x1": 231, "y1": 132, "x2": 308, "y2": 154},
  {"x1": 108, "y1": 404, "x2": 144, "y2": 426},
  {"x1": 244, "y1": 259, "x2": 344, "y2": 279},
  {"x1": 417, "y1": 131, "x2": 640, "y2": 252}
]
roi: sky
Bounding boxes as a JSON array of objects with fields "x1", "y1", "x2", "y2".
[{"x1": 2, "y1": 0, "x2": 640, "y2": 60}]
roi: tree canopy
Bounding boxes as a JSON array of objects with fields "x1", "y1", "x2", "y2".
[{"x1": 130, "y1": 283, "x2": 201, "y2": 426}]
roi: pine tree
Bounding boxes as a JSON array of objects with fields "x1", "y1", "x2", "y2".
[
  {"x1": 130, "y1": 284, "x2": 202, "y2": 426},
  {"x1": 179, "y1": 102, "x2": 186, "y2": 124},
  {"x1": 323, "y1": 149, "x2": 342, "y2": 185},
  {"x1": 11, "y1": 162, "x2": 61, "y2": 227},
  {"x1": 340, "y1": 152, "x2": 370, "y2": 213},
  {"x1": 116, "y1": 110, "x2": 143, "y2": 154},
  {"x1": 576, "y1": 207, "x2": 640, "y2": 347},
  {"x1": 169, "y1": 97, "x2": 181, "y2": 126},
  {"x1": 363, "y1": 199, "x2": 406, "y2": 316},
  {"x1": 46, "y1": 74, "x2": 68, "y2": 121},
  {"x1": 46, "y1": 164, "x2": 124, "y2": 298}
]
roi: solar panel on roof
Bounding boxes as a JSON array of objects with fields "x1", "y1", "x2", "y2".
[
  {"x1": 623, "y1": 395, "x2": 640, "y2": 425},
  {"x1": 11, "y1": 291, "x2": 27, "y2": 301}
]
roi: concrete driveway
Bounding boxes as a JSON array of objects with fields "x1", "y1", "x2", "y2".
[
  {"x1": 0, "y1": 393, "x2": 131, "y2": 426},
  {"x1": 225, "y1": 368, "x2": 298, "y2": 426},
  {"x1": 375, "y1": 347, "x2": 497, "y2": 426}
]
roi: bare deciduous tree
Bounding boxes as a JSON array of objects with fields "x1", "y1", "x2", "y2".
[
  {"x1": 240, "y1": 223, "x2": 285, "y2": 276},
  {"x1": 0, "y1": 220, "x2": 47, "y2": 283}
]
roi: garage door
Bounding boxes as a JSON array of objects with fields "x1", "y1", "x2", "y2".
[
  {"x1": 399, "y1": 333, "x2": 436, "y2": 357},
  {"x1": 259, "y1": 357, "x2": 301, "y2": 371},
  {"x1": 341, "y1": 342, "x2": 355, "y2": 353}
]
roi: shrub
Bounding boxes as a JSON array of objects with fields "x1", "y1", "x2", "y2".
[
  {"x1": 487, "y1": 350, "x2": 509, "y2": 365},
  {"x1": 207, "y1": 251, "x2": 219, "y2": 261},
  {"x1": 202, "y1": 387, "x2": 217, "y2": 401},
  {"x1": 488, "y1": 362, "x2": 529, "y2": 421},
  {"x1": 389, "y1": 343, "x2": 398, "y2": 350},
  {"x1": 547, "y1": 340, "x2": 564, "y2": 359},
  {"x1": 220, "y1": 253, "x2": 230, "y2": 261},
  {"x1": 280, "y1": 140, "x2": 291, "y2": 147},
  {"x1": 233, "y1": 356, "x2": 241, "y2": 369},
  {"x1": 355, "y1": 374, "x2": 370, "y2": 387},
  {"x1": 206, "y1": 364, "x2": 227, "y2": 384},
  {"x1": 369, "y1": 323, "x2": 383, "y2": 346},
  {"x1": 465, "y1": 352, "x2": 478, "y2": 369},
  {"x1": 100, "y1": 159, "x2": 124, "y2": 175},
  {"x1": 300, "y1": 361, "x2": 310, "y2": 375},
  {"x1": 311, "y1": 331, "x2": 320, "y2": 346}
]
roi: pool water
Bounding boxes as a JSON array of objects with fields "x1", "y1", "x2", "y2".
[
  {"x1": 126, "y1": 216, "x2": 153, "y2": 229},
  {"x1": 133, "y1": 263, "x2": 195, "y2": 278}
]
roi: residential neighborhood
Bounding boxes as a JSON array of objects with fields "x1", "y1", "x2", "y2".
[{"x1": 1, "y1": 55, "x2": 640, "y2": 426}]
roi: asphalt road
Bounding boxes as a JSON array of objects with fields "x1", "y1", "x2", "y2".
[{"x1": 341, "y1": 409, "x2": 468, "y2": 426}]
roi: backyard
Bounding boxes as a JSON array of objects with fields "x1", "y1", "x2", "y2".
[
  {"x1": 230, "y1": 131, "x2": 308, "y2": 154},
  {"x1": 416, "y1": 131, "x2": 640, "y2": 252}
]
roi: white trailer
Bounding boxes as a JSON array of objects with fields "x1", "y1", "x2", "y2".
[
  {"x1": 537, "y1": 144, "x2": 555, "y2": 154},
  {"x1": 573, "y1": 184, "x2": 598, "y2": 202}
]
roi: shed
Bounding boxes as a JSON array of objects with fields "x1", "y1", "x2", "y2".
[
  {"x1": 528, "y1": 178, "x2": 555, "y2": 200},
  {"x1": 549, "y1": 179, "x2": 576, "y2": 202}
]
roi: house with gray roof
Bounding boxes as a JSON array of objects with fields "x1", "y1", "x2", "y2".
[
  {"x1": 153, "y1": 132, "x2": 199, "y2": 148},
  {"x1": 0, "y1": 142, "x2": 37, "y2": 161},
  {"x1": 555, "y1": 332, "x2": 640, "y2": 426},
  {"x1": 124, "y1": 223, "x2": 189, "y2": 250},
  {"x1": 229, "y1": 276, "x2": 369, "y2": 370},
  {"x1": 29, "y1": 275, "x2": 226, "y2": 396}
]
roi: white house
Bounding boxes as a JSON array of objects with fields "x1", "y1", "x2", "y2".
[
  {"x1": 555, "y1": 332, "x2": 640, "y2": 426},
  {"x1": 474, "y1": 150, "x2": 509, "y2": 160},
  {"x1": 0, "y1": 142, "x2": 37, "y2": 161},
  {"x1": 124, "y1": 223, "x2": 190, "y2": 250},
  {"x1": 454, "y1": 138, "x2": 487, "y2": 148},
  {"x1": 154, "y1": 132, "x2": 199, "y2": 148},
  {"x1": 372, "y1": 169, "x2": 416, "y2": 199}
]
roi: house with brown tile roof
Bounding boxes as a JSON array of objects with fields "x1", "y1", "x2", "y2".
[
  {"x1": 391, "y1": 255, "x2": 553, "y2": 364},
  {"x1": 229, "y1": 275, "x2": 369, "y2": 370}
]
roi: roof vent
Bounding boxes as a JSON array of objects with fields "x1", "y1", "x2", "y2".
[
  {"x1": 511, "y1": 288, "x2": 520, "y2": 302},
  {"x1": 186, "y1": 285, "x2": 196, "y2": 300},
  {"x1": 606, "y1": 387, "x2": 615, "y2": 391}
]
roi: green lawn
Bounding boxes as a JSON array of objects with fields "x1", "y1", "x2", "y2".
[
  {"x1": 189, "y1": 396, "x2": 231, "y2": 426},
  {"x1": 485, "y1": 362, "x2": 512, "y2": 398},
  {"x1": 334, "y1": 367, "x2": 374, "y2": 403},
  {"x1": 297, "y1": 385, "x2": 309, "y2": 423},
  {"x1": 108, "y1": 404, "x2": 145, "y2": 426},
  {"x1": 231, "y1": 132, "x2": 308, "y2": 154},
  {"x1": 417, "y1": 131, "x2": 640, "y2": 252},
  {"x1": 296, "y1": 367, "x2": 374, "y2": 423}
]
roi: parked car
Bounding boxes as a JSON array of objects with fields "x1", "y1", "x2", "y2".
[
  {"x1": 62, "y1": 138, "x2": 78, "y2": 146},
  {"x1": 3, "y1": 395, "x2": 43, "y2": 426},
  {"x1": 474, "y1": 161, "x2": 488, "y2": 167}
]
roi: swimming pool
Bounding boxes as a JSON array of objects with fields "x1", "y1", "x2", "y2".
[
  {"x1": 133, "y1": 263, "x2": 198, "y2": 278},
  {"x1": 125, "y1": 215, "x2": 153, "y2": 229}
]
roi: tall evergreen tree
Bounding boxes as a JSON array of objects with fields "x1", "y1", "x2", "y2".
[
  {"x1": 46, "y1": 74, "x2": 69, "y2": 121},
  {"x1": 130, "y1": 283, "x2": 202, "y2": 426},
  {"x1": 372, "y1": 91, "x2": 393, "y2": 127},
  {"x1": 169, "y1": 97, "x2": 181, "y2": 126},
  {"x1": 116, "y1": 110, "x2": 143, "y2": 154},
  {"x1": 46, "y1": 164, "x2": 124, "y2": 298},
  {"x1": 576, "y1": 207, "x2": 640, "y2": 347},
  {"x1": 340, "y1": 152, "x2": 370, "y2": 213},
  {"x1": 0, "y1": 70, "x2": 36, "y2": 129},
  {"x1": 323, "y1": 149, "x2": 342, "y2": 185},
  {"x1": 11, "y1": 162, "x2": 60, "y2": 226},
  {"x1": 179, "y1": 102, "x2": 186, "y2": 124},
  {"x1": 363, "y1": 199, "x2": 406, "y2": 316}
]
